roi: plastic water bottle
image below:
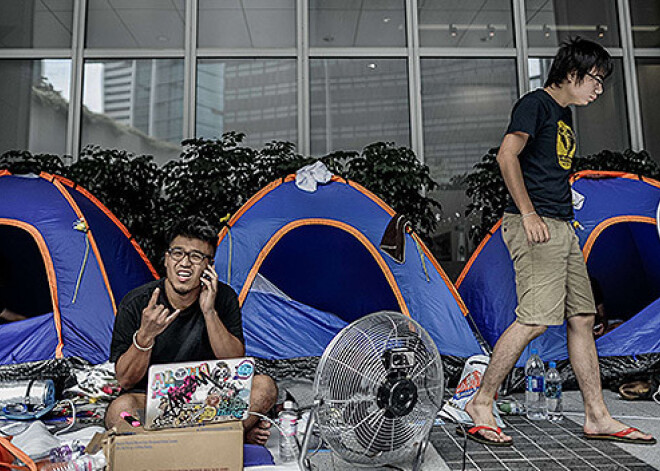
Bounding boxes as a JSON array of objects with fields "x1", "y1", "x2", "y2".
[
  {"x1": 278, "y1": 400, "x2": 298, "y2": 463},
  {"x1": 525, "y1": 349, "x2": 546, "y2": 420},
  {"x1": 545, "y1": 361, "x2": 563, "y2": 422},
  {"x1": 41, "y1": 454, "x2": 105, "y2": 471}
]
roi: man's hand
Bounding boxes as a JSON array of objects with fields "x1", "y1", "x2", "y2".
[
  {"x1": 136, "y1": 287, "x2": 180, "y2": 347},
  {"x1": 199, "y1": 265, "x2": 245, "y2": 358},
  {"x1": 522, "y1": 213, "x2": 550, "y2": 245},
  {"x1": 200, "y1": 265, "x2": 219, "y2": 317}
]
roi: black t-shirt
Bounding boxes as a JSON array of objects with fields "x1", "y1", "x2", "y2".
[
  {"x1": 504, "y1": 89, "x2": 576, "y2": 220},
  {"x1": 109, "y1": 279, "x2": 244, "y2": 392}
]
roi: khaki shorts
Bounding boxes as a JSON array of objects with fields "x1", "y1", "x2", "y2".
[{"x1": 501, "y1": 213, "x2": 596, "y2": 325}]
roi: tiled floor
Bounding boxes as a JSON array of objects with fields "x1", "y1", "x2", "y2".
[
  {"x1": 431, "y1": 412, "x2": 658, "y2": 471},
  {"x1": 562, "y1": 389, "x2": 660, "y2": 468},
  {"x1": 279, "y1": 379, "x2": 660, "y2": 470}
]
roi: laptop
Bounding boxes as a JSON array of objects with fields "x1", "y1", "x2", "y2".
[{"x1": 144, "y1": 357, "x2": 255, "y2": 430}]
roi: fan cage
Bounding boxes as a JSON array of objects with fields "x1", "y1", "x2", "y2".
[{"x1": 313, "y1": 312, "x2": 444, "y2": 466}]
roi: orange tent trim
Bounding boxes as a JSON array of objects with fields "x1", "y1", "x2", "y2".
[
  {"x1": 583, "y1": 216, "x2": 656, "y2": 261},
  {"x1": 218, "y1": 175, "x2": 463, "y2": 313},
  {"x1": 50, "y1": 174, "x2": 159, "y2": 279},
  {"x1": 571, "y1": 170, "x2": 660, "y2": 190},
  {"x1": 44, "y1": 173, "x2": 118, "y2": 315},
  {"x1": 456, "y1": 219, "x2": 502, "y2": 289},
  {"x1": 219, "y1": 176, "x2": 374, "y2": 242},
  {"x1": 237, "y1": 218, "x2": 411, "y2": 318},
  {"x1": 0, "y1": 218, "x2": 64, "y2": 359},
  {"x1": 460, "y1": 172, "x2": 660, "y2": 287}
]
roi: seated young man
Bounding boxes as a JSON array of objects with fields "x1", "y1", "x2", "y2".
[{"x1": 105, "y1": 217, "x2": 276, "y2": 445}]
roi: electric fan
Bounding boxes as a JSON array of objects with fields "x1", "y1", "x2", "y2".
[{"x1": 299, "y1": 311, "x2": 444, "y2": 470}]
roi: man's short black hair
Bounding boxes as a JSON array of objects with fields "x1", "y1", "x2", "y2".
[
  {"x1": 544, "y1": 36, "x2": 613, "y2": 88},
  {"x1": 166, "y1": 216, "x2": 218, "y2": 252}
]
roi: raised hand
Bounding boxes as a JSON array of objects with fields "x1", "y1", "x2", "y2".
[
  {"x1": 199, "y1": 265, "x2": 218, "y2": 317},
  {"x1": 136, "y1": 287, "x2": 180, "y2": 347}
]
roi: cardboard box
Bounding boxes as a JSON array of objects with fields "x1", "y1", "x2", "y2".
[{"x1": 107, "y1": 421, "x2": 243, "y2": 471}]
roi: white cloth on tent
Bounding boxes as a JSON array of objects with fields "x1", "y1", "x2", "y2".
[
  {"x1": 295, "y1": 162, "x2": 332, "y2": 192},
  {"x1": 572, "y1": 188, "x2": 585, "y2": 210}
]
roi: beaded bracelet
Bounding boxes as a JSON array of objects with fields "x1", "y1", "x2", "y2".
[
  {"x1": 133, "y1": 330, "x2": 154, "y2": 351},
  {"x1": 522, "y1": 211, "x2": 537, "y2": 219}
]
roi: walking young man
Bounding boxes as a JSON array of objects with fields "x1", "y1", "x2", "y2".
[{"x1": 463, "y1": 37, "x2": 656, "y2": 446}]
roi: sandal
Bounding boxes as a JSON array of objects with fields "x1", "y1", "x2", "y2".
[
  {"x1": 456, "y1": 424, "x2": 513, "y2": 447},
  {"x1": 584, "y1": 427, "x2": 656, "y2": 445}
]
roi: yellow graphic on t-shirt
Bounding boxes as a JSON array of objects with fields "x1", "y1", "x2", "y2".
[{"x1": 556, "y1": 120, "x2": 576, "y2": 170}]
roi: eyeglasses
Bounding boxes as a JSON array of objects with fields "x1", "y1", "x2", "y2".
[
  {"x1": 167, "y1": 247, "x2": 213, "y2": 265},
  {"x1": 586, "y1": 72, "x2": 604, "y2": 88}
]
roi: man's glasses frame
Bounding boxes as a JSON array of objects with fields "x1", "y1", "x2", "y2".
[
  {"x1": 167, "y1": 247, "x2": 213, "y2": 265},
  {"x1": 586, "y1": 72, "x2": 605, "y2": 87}
]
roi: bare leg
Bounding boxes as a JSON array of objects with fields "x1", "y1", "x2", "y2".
[
  {"x1": 244, "y1": 374, "x2": 278, "y2": 445},
  {"x1": 105, "y1": 393, "x2": 146, "y2": 429},
  {"x1": 465, "y1": 321, "x2": 547, "y2": 443},
  {"x1": 567, "y1": 314, "x2": 653, "y2": 441}
]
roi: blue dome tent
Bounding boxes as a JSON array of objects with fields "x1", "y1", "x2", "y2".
[
  {"x1": 0, "y1": 171, "x2": 157, "y2": 364},
  {"x1": 457, "y1": 171, "x2": 660, "y2": 371},
  {"x1": 213, "y1": 175, "x2": 483, "y2": 363}
]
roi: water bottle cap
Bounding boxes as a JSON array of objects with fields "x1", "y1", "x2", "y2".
[
  {"x1": 549, "y1": 361, "x2": 556, "y2": 368},
  {"x1": 283, "y1": 400, "x2": 294, "y2": 410},
  {"x1": 531, "y1": 348, "x2": 538, "y2": 355}
]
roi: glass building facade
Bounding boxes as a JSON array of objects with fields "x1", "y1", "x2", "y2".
[{"x1": 1, "y1": 0, "x2": 658, "y2": 271}]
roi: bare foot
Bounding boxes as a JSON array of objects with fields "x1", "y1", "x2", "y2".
[
  {"x1": 584, "y1": 417, "x2": 654, "y2": 442},
  {"x1": 464, "y1": 397, "x2": 512, "y2": 444},
  {"x1": 245, "y1": 419, "x2": 272, "y2": 445}
]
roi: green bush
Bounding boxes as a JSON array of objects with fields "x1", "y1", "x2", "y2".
[
  {"x1": 0, "y1": 150, "x2": 67, "y2": 175},
  {"x1": 161, "y1": 133, "x2": 312, "y2": 237}
]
